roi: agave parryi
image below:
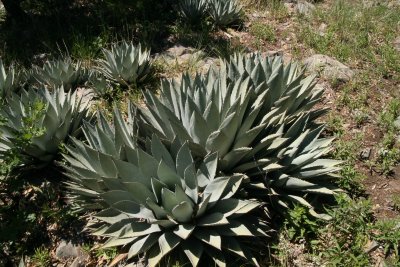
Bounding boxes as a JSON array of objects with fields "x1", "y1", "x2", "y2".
[
  {"x1": 177, "y1": 0, "x2": 208, "y2": 25},
  {"x1": 98, "y1": 41, "x2": 151, "y2": 88},
  {"x1": 136, "y1": 54, "x2": 342, "y2": 218},
  {"x1": 63, "y1": 105, "x2": 268, "y2": 266},
  {"x1": 32, "y1": 57, "x2": 84, "y2": 90},
  {"x1": 0, "y1": 87, "x2": 92, "y2": 168},
  {"x1": 207, "y1": 0, "x2": 243, "y2": 27}
]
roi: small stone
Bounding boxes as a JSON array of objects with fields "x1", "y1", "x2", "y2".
[
  {"x1": 266, "y1": 50, "x2": 283, "y2": 57},
  {"x1": 295, "y1": 1, "x2": 315, "y2": 16},
  {"x1": 393, "y1": 37, "x2": 400, "y2": 52},
  {"x1": 55, "y1": 240, "x2": 88, "y2": 262},
  {"x1": 394, "y1": 116, "x2": 400, "y2": 128},
  {"x1": 56, "y1": 241, "x2": 79, "y2": 259},
  {"x1": 360, "y1": 148, "x2": 372, "y2": 160},
  {"x1": 318, "y1": 23, "x2": 327, "y2": 36},
  {"x1": 364, "y1": 240, "x2": 379, "y2": 253},
  {"x1": 303, "y1": 54, "x2": 355, "y2": 82}
]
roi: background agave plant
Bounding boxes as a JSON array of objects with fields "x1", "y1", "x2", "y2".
[
  {"x1": 177, "y1": 0, "x2": 209, "y2": 25},
  {"x1": 0, "y1": 87, "x2": 92, "y2": 170},
  {"x1": 207, "y1": 0, "x2": 243, "y2": 27},
  {"x1": 135, "y1": 54, "x2": 341, "y2": 217},
  {"x1": 0, "y1": 59, "x2": 22, "y2": 99},
  {"x1": 97, "y1": 41, "x2": 151, "y2": 88},
  {"x1": 32, "y1": 57, "x2": 85, "y2": 91},
  {"x1": 87, "y1": 70, "x2": 112, "y2": 98},
  {"x1": 63, "y1": 106, "x2": 268, "y2": 266}
]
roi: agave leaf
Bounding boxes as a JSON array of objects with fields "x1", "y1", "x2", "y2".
[
  {"x1": 182, "y1": 240, "x2": 204, "y2": 267},
  {"x1": 128, "y1": 233, "x2": 160, "y2": 258},
  {"x1": 172, "y1": 201, "x2": 194, "y2": 223},
  {"x1": 197, "y1": 212, "x2": 229, "y2": 226},
  {"x1": 173, "y1": 223, "x2": 195, "y2": 240},
  {"x1": 194, "y1": 229, "x2": 222, "y2": 250}
]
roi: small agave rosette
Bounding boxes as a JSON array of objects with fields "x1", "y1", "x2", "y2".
[{"x1": 98, "y1": 41, "x2": 151, "y2": 87}]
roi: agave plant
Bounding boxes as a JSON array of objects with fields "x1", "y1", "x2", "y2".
[
  {"x1": 135, "y1": 54, "x2": 341, "y2": 217},
  {"x1": 98, "y1": 41, "x2": 151, "y2": 88},
  {"x1": 63, "y1": 106, "x2": 268, "y2": 266},
  {"x1": 177, "y1": 0, "x2": 209, "y2": 25},
  {"x1": 32, "y1": 57, "x2": 84, "y2": 90},
  {"x1": 207, "y1": 0, "x2": 243, "y2": 27},
  {"x1": 87, "y1": 70, "x2": 112, "y2": 98},
  {"x1": 0, "y1": 59, "x2": 22, "y2": 99},
  {"x1": 0, "y1": 87, "x2": 92, "y2": 169}
]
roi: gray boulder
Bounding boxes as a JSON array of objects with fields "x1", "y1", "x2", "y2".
[
  {"x1": 296, "y1": 1, "x2": 316, "y2": 16},
  {"x1": 303, "y1": 54, "x2": 355, "y2": 82}
]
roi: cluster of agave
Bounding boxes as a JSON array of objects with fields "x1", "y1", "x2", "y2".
[
  {"x1": 61, "y1": 53, "x2": 341, "y2": 266},
  {"x1": 0, "y1": 87, "x2": 92, "y2": 170},
  {"x1": 97, "y1": 41, "x2": 151, "y2": 89},
  {"x1": 177, "y1": 0, "x2": 243, "y2": 27},
  {"x1": 0, "y1": 40, "x2": 152, "y2": 174},
  {"x1": 136, "y1": 53, "x2": 342, "y2": 217}
]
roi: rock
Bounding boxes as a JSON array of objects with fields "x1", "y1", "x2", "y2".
[
  {"x1": 393, "y1": 37, "x2": 400, "y2": 52},
  {"x1": 318, "y1": 23, "x2": 327, "y2": 36},
  {"x1": 55, "y1": 240, "x2": 88, "y2": 262},
  {"x1": 158, "y1": 45, "x2": 205, "y2": 64},
  {"x1": 198, "y1": 57, "x2": 217, "y2": 74},
  {"x1": 364, "y1": 240, "x2": 379, "y2": 253},
  {"x1": 266, "y1": 50, "x2": 283, "y2": 57},
  {"x1": 394, "y1": 116, "x2": 400, "y2": 128},
  {"x1": 154, "y1": 45, "x2": 217, "y2": 77},
  {"x1": 360, "y1": 148, "x2": 372, "y2": 160},
  {"x1": 155, "y1": 45, "x2": 206, "y2": 67},
  {"x1": 56, "y1": 241, "x2": 79, "y2": 259},
  {"x1": 295, "y1": 1, "x2": 315, "y2": 16},
  {"x1": 387, "y1": 0, "x2": 400, "y2": 7},
  {"x1": 303, "y1": 54, "x2": 355, "y2": 82}
]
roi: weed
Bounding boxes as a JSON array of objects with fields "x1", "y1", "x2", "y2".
[
  {"x1": 284, "y1": 205, "x2": 320, "y2": 241},
  {"x1": 95, "y1": 247, "x2": 118, "y2": 260},
  {"x1": 392, "y1": 195, "x2": 400, "y2": 212},
  {"x1": 0, "y1": 100, "x2": 46, "y2": 176},
  {"x1": 378, "y1": 99, "x2": 400, "y2": 132},
  {"x1": 338, "y1": 164, "x2": 366, "y2": 197},
  {"x1": 32, "y1": 246, "x2": 51, "y2": 267},
  {"x1": 326, "y1": 113, "x2": 344, "y2": 136},
  {"x1": 313, "y1": 195, "x2": 373, "y2": 266},
  {"x1": 370, "y1": 219, "x2": 400, "y2": 259},
  {"x1": 250, "y1": 21, "x2": 275, "y2": 43}
]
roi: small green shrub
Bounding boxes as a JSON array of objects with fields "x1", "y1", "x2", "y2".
[
  {"x1": 285, "y1": 204, "x2": 320, "y2": 241},
  {"x1": 32, "y1": 246, "x2": 51, "y2": 267},
  {"x1": 0, "y1": 87, "x2": 92, "y2": 173},
  {"x1": 250, "y1": 22, "x2": 276, "y2": 43}
]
